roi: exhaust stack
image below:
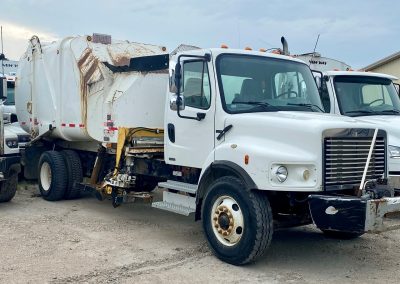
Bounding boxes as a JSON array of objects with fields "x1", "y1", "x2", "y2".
[{"x1": 281, "y1": 36, "x2": 289, "y2": 55}]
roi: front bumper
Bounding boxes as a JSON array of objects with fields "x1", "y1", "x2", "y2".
[{"x1": 309, "y1": 195, "x2": 400, "y2": 233}]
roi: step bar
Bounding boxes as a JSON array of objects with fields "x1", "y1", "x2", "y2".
[{"x1": 157, "y1": 180, "x2": 198, "y2": 194}]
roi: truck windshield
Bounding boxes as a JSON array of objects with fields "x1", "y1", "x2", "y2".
[
  {"x1": 216, "y1": 54, "x2": 323, "y2": 114},
  {"x1": 334, "y1": 76, "x2": 400, "y2": 116}
]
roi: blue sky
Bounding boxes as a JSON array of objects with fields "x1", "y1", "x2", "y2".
[{"x1": 1, "y1": 0, "x2": 399, "y2": 69}]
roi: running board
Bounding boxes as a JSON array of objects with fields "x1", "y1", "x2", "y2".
[
  {"x1": 152, "y1": 191, "x2": 196, "y2": 216},
  {"x1": 157, "y1": 180, "x2": 198, "y2": 194}
]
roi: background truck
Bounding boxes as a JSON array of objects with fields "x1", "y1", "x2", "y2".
[
  {"x1": 301, "y1": 54, "x2": 400, "y2": 189},
  {"x1": 0, "y1": 76, "x2": 21, "y2": 202},
  {"x1": 14, "y1": 34, "x2": 400, "y2": 265}
]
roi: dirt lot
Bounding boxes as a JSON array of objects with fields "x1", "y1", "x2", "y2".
[{"x1": 1, "y1": 183, "x2": 400, "y2": 284}]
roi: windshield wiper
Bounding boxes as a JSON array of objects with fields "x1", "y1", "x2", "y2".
[
  {"x1": 286, "y1": 103, "x2": 324, "y2": 112},
  {"x1": 345, "y1": 110, "x2": 374, "y2": 114},
  {"x1": 233, "y1": 101, "x2": 279, "y2": 110},
  {"x1": 378, "y1": 109, "x2": 400, "y2": 114},
  {"x1": 344, "y1": 110, "x2": 380, "y2": 117}
]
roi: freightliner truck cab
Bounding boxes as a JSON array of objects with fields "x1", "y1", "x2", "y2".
[{"x1": 160, "y1": 48, "x2": 400, "y2": 264}]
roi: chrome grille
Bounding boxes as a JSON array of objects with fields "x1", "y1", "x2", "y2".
[{"x1": 324, "y1": 137, "x2": 386, "y2": 189}]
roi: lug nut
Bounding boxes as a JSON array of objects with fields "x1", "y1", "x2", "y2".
[{"x1": 218, "y1": 229, "x2": 223, "y2": 234}]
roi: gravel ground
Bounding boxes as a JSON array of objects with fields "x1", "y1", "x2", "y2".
[{"x1": 1, "y1": 182, "x2": 400, "y2": 283}]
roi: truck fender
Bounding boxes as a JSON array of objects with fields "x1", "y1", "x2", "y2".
[{"x1": 195, "y1": 160, "x2": 257, "y2": 221}]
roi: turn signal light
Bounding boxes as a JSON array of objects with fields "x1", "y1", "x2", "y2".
[{"x1": 221, "y1": 44, "x2": 229, "y2": 49}]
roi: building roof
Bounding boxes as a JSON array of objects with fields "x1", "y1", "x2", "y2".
[{"x1": 363, "y1": 51, "x2": 400, "y2": 71}]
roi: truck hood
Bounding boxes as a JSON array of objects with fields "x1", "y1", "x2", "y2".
[
  {"x1": 222, "y1": 111, "x2": 380, "y2": 163},
  {"x1": 216, "y1": 111, "x2": 381, "y2": 192},
  {"x1": 5, "y1": 122, "x2": 29, "y2": 136},
  {"x1": 355, "y1": 115, "x2": 400, "y2": 146},
  {"x1": 225, "y1": 111, "x2": 377, "y2": 133}
]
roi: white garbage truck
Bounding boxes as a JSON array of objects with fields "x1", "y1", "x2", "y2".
[{"x1": 15, "y1": 35, "x2": 400, "y2": 265}]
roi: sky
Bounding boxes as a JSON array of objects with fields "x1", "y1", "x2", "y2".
[{"x1": 0, "y1": 0, "x2": 399, "y2": 69}]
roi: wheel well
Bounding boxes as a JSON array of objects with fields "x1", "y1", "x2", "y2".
[{"x1": 195, "y1": 161, "x2": 257, "y2": 221}]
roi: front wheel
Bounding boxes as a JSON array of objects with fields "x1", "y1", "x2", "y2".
[
  {"x1": 202, "y1": 176, "x2": 273, "y2": 265},
  {"x1": 0, "y1": 173, "x2": 18, "y2": 202}
]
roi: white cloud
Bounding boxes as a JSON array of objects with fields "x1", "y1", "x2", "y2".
[{"x1": 0, "y1": 20, "x2": 59, "y2": 60}]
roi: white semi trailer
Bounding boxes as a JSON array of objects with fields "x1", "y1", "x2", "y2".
[{"x1": 15, "y1": 35, "x2": 400, "y2": 265}]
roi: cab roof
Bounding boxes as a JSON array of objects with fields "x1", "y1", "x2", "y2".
[{"x1": 324, "y1": 70, "x2": 398, "y2": 81}]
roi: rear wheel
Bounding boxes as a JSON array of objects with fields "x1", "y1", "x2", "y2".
[
  {"x1": 38, "y1": 151, "x2": 67, "y2": 201},
  {"x1": 61, "y1": 150, "x2": 83, "y2": 199},
  {"x1": 0, "y1": 173, "x2": 18, "y2": 202},
  {"x1": 202, "y1": 176, "x2": 273, "y2": 265}
]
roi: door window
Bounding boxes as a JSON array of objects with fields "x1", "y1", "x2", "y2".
[{"x1": 182, "y1": 61, "x2": 211, "y2": 109}]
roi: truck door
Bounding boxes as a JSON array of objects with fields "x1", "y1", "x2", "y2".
[{"x1": 165, "y1": 57, "x2": 216, "y2": 169}]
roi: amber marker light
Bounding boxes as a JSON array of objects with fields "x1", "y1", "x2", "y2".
[
  {"x1": 244, "y1": 155, "x2": 249, "y2": 165},
  {"x1": 244, "y1": 46, "x2": 252, "y2": 51},
  {"x1": 221, "y1": 44, "x2": 229, "y2": 49}
]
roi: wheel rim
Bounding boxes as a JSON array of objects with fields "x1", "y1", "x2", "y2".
[
  {"x1": 211, "y1": 195, "x2": 244, "y2": 246},
  {"x1": 40, "y1": 162, "x2": 52, "y2": 191}
]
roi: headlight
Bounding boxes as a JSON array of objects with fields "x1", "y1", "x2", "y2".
[
  {"x1": 275, "y1": 166, "x2": 288, "y2": 183},
  {"x1": 5, "y1": 138, "x2": 18, "y2": 148},
  {"x1": 389, "y1": 145, "x2": 400, "y2": 158}
]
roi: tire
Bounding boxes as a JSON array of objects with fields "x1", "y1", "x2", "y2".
[
  {"x1": 202, "y1": 176, "x2": 273, "y2": 265},
  {"x1": 38, "y1": 151, "x2": 67, "y2": 201},
  {"x1": 61, "y1": 150, "x2": 83, "y2": 199},
  {"x1": 322, "y1": 230, "x2": 364, "y2": 239},
  {"x1": 0, "y1": 173, "x2": 18, "y2": 202}
]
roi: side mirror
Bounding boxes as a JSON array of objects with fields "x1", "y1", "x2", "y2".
[
  {"x1": 315, "y1": 76, "x2": 322, "y2": 90},
  {"x1": 2, "y1": 112, "x2": 12, "y2": 124},
  {"x1": 0, "y1": 77, "x2": 6, "y2": 100},
  {"x1": 174, "y1": 62, "x2": 182, "y2": 94},
  {"x1": 169, "y1": 70, "x2": 177, "y2": 93},
  {"x1": 170, "y1": 94, "x2": 185, "y2": 111}
]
